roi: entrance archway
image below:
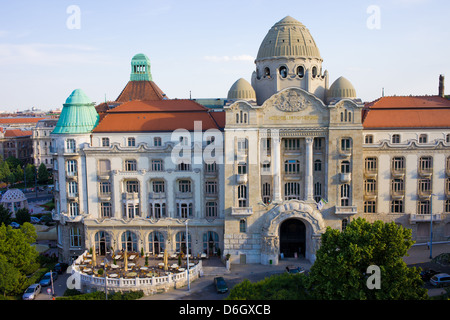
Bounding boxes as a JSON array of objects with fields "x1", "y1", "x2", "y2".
[{"x1": 279, "y1": 219, "x2": 306, "y2": 258}]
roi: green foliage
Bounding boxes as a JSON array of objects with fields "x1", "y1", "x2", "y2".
[
  {"x1": 0, "y1": 206, "x2": 12, "y2": 226},
  {"x1": 0, "y1": 223, "x2": 39, "y2": 296},
  {"x1": 37, "y1": 163, "x2": 49, "y2": 184},
  {"x1": 25, "y1": 164, "x2": 36, "y2": 184},
  {"x1": 15, "y1": 208, "x2": 31, "y2": 225},
  {"x1": 58, "y1": 290, "x2": 144, "y2": 300},
  {"x1": 227, "y1": 273, "x2": 310, "y2": 300},
  {"x1": 307, "y1": 218, "x2": 428, "y2": 300}
]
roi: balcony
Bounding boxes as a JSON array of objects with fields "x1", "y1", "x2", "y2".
[
  {"x1": 231, "y1": 207, "x2": 253, "y2": 216},
  {"x1": 97, "y1": 172, "x2": 110, "y2": 180},
  {"x1": 98, "y1": 193, "x2": 111, "y2": 201},
  {"x1": 340, "y1": 173, "x2": 352, "y2": 183},
  {"x1": 417, "y1": 189, "x2": 432, "y2": 200},
  {"x1": 66, "y1": 172, "x2": 78, "y2": 180},
  {"x1": 364, "y1": 170, "x2": 377, "y2": 179},
  {"x1": 67, "y1": 193, "x2": 78, "y2": 201},
  {"x1": 364, "y1": 192, "x2": 377, "y2": 201},
  {"x1": 339, "y1": 149, "x2": 352, "y2": 159},
  {"x1": 122, "y1": 192, "x2": 140, "y2": 204},
  {"x1": 391, "y1": 190, "x2": 405, "y2": 200},
  {"x1": 410, "y1": 214, "x2": 442, "y2": 223},
  {"x1": 418, "y1": 168, "x2": 433, "y2": 178},
  {"x1": 391, "y1": 169, "x2": 405, "y2": 179},
  {"x1": 236, "y1": 174, "x2": 248, "y2": 184},
  {"x1": 335, "y1": 206, "x2": 357, "y2": 215},
  {"x1": 175, "y1": 192, "x2": 193, "y2": 199},
  {"x1": 148, "y1": 192, "x2": 166, "y2": 200}
]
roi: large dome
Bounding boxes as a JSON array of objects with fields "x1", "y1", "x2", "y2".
[
  {"x1": 227, "y1": 78, "x2": 256, "y2": 100},
  {"x1": 256, "y1": 16, "x2": 322, "y2": 62}
]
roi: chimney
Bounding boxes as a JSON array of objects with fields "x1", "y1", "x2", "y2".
[{"x1": 439, "y1": 74, "x2": 445, "y2": 97}]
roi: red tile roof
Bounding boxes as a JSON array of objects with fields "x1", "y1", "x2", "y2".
[
  {"x1": 0, "y1": 117, "x2": 46, "y2": 124},
  {"x1": 93, "y1": 99, "x2": 224, "y2": 133},
  {"x1": 116, "y1": 81, "x2": 166, "y2": 102},
  {"x1": 4, "y1": 129, "x2": 32, "y2": 137},
  {"x1": 363, "y1": 95, "x2": 450, "y2": 129}
]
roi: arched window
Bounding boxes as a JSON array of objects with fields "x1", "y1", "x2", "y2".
[
  {"x1": 203, "y1": 231, "x2": 220, "y2": 256},
  {"x1": 239, "y1": 219, "x2": 246, "y2": 233},
  {"x1": 312, "y1": 66, "x2": 317, "y2": 78},
  {"x1": 95, "y1": 231, "x2": 111, "y2": 255},
  {"x1": 314, "y1": 159, "x2": 322, "y2": 172},
  {"x1": 279, "y1": 66, "x2": 287, "y2": 78},
  {"x1": 296, "y1": 66, "x2": 304, "y2": 78},
  {"x1": 264, "y1": 67, "x2": 270, "y2": 77},
  {"x1": 175, "y1": 231, "x2": 191, "y2": 254},
  {"x1": 148, "y1": 232, "x2": 165, "y2": 255},
  {"x1": 121, "y1": 231, "x2": 138, "y2": 252}
]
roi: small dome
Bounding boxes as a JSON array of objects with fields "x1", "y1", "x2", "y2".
[
  {"x1": 227, "y1": 78, "x2": 256, "y2": 100},
  {"x1": 64, "y1": 89, "x2": 92, "y2": 106},
  {"x1": 132, "y1": 53, "x2": 151, "y2": 63},
  {"x1": 327, "y1": 76, "x2": 357, "y2": 100},
  {"x1": 256, "y1": 16, "x2": 321, "y2": 61},
  {"x1": 1, "y1": 189, "x2": 27, "y2": 203}
]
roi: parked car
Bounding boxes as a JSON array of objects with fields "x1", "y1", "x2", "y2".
[
  {"x1": 54, "y1": 262, "x2": 69, "y2": 274},
  {"x1": 430, "y1": 273, "x2": 450, "y2": 287},
  {"x1": 214, "y1": 277, "x2": 229, "y2": 293},
  {"x1": 9, "y1": 222, "x2": 20, "y2": 229},
  {"x1": 420, "y1": 269, "x2": 439, "y2": 281},
  {"x1": 22, "y1": 283, "x2": 41, "y2": 300},
  {"x1": 285, "y1": 265, "x2": 305, "y2": 274},
  {"x1": 39, "y1": 271, "x2": 58, "y2": 287},
  {"x1": 30, "y1": 217, "x2": 41, "y2": 224}
]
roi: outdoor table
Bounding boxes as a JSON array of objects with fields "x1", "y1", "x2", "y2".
[
  {"x1": 129, "y1": 263, "x2": 135, "y2": 267},
  {"x1": 109, "y1": 273, "x2": 118, "y2": 278},
  {"x1": 84, "y1": 259, "x2": 92, "y2": 263},
  {"x1": 170, "y1": 254, "x2": 177, "y2": 259},
  {"x1": 129, "y1": 255, "x2": 136, "y2": 260},
  {"x1": 157, "y1": 254, "x2": 164, "y2": 259},
  {"x1": 127, "y1": 272, "x2": 137, "y2": 277},
  {"x1": 140, "y1": 267, "x2": 148, "y2": 270},
  {"x1": 83, "y1": 268, "x2": 92, "y2": 272},
  {"x1": 111, "y1": 264, "x2": 120, "y2": 269},
  {"x1": 86, "y1": 254, "x2": 92, "y2": 258},
  {"x1": 170, "y1": 264, "x2": 178, "y2": 268},
  {"x1": 115, "y1": 255, "x2": 122, "y2": 260},
  {"x1": 178, "y1": 268, "x2": 185, "y2": 272},
  {"x1": 158, "y1": 263, "x2": 164, "y2": 267}
]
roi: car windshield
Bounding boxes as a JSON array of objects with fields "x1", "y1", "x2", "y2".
[
  {"x1": 25, "y1": 287, "x2": 35, "y2": 293},
  {"x1": 42, "y1": 275, "x2": 50, "y2": 280},
  {"x1": 431, "y1": 276, "x2": 438, "y2": 281}
]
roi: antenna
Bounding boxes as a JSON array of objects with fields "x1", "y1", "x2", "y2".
[
  {"x1": 382, "y1": 88, "x2": 385, "y2": 97},
  {"x1": 189, "y1": 91, "x2": 192, "y2": 100}
]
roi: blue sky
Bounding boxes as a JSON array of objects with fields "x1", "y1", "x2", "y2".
[{"x1": 0, "y1": 0, "x2": 449, "y2": 111}]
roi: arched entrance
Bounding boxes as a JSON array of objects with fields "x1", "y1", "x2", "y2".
[{"x1": 279, "y1": 219, "x2": 306, "y2": 258}]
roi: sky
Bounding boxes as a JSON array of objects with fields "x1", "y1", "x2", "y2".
[{"x1": 0, "y1": 0, "x2": 449, "y2": 111}]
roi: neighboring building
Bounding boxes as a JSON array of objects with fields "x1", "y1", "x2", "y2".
[
  {"x1": 32, "y1": 119, "x2": 58, "y2": 169},
  {"x1": 0, "y1": 128, "x2": 34, "y2": 163},
  {"x1": 52, "y1": 54, "x2": 225, "y2": 263},
  {"x1": 52, "y1": 18, "x2": 450, "y2": 266}
]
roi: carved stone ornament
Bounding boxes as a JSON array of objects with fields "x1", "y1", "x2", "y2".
[{"x1": 274, "y1": 90, "x2": 311, "y2": 112}]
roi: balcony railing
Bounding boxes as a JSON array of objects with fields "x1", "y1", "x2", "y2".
[
  {"x1": 148, "y1": 192, "x2": 166, "y2": 200},
  {"x1": 364, "y1": 170, "x2": 377, "y2": 179},
  {"x1": 410, "y1": 214, "x2": 442, "y2": 223},
  {"x1": 230, "y1": 207, "x2": 253, "y2": 216},
  {"x1": 418, "y1": 168, "x2": 433, "y2": 178},
  {"x1": 335, "y1": 206, "x2": 357, "y2": 215},
  {"x1": 236, "y1": 174, "x2": 248, "y2": 184},
  {"x1": 175, "y1": 192, "x2": 193, "y2": 199},
  {"x1": 391, "y1": 169, "x2": 405, "y2": 179},
  {"x1": 340, "y1": 173, "x2": 352, "y2": 183}
]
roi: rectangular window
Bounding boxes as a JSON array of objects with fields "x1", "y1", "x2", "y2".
[
  {"x1": 237, "y1": 185, "x2": 247, "y2": 207},
  {"x1": 341, "y1": 138, "x2": 352, "y2": 151},
  {"x1": 99, "y1": 182, "x2": 111, "y2": 195},
  {"x1": 364, "y1": 201, "x2": 376, "y2": 213},
  {"x1": 205, "y1": 162, "x2": 217, "y2": 173},
  {"x1": 392, "y1": 157, "x2": 405, "y2": 172},
  {"x1": 68, "y1": 181, "x2": 78, "y2": 197},
  {"x1": 284, "y1": 182, "x2": 300, "y2": 200},
  {"x1": 237, "y1": 138, "x2": 248, "y2": 154},
  {"x1": 151, "y1": 160, "x2": 163, "y2": 171},
  {"x1": 206, "y1": 201, "x2": 218, "y2": 218},
  {"x1": 98, "y1": 159, "x2": 111, "y2": 175},
  {"x1": 364, "y1": 179, "x2": 377, "y2": 194},
  {"x1": 179, "y1": 180, "x2": 191, "y2": 193},
  {"x1": 70, "y1": 228, "x2": 81, "y2": 248},
  {"x1": 445, "y1": 200, "x2": 450, "y2": 213},
  {"x1": 127, "y1": 137, "x2": 136, "y2": 147},
  {"x1": 391, "y1": 179, "x2": 404, "y2": 194},
  {"x1": 102, "y1": 137, "x2": 110, "y2": 147},
  {"x1": 340, "y1": 184, "x2": 350, "y2": 206},
  {"x1": 125, "y1": 160, "x2": 137, "y2": 171},
  {"x1": 364, "y1": 135, "x2": 373, "y2": 144},
  {"x1": 419, "y1": 179, "x2": 431, "y2": 193},
  {"x1": 69, "y1": 202, "x2": 79, "y2": 217},
  {"x1": 101, "y1": 202, "x2": 112, "y2": 218},
  {"x1": 419, "y1": 156, "x2": 433, "y2": 171},
  {"x1": 126, "y1": 180, "x2": 139, "y2": 193},
  {"x1": 285, "y1": 160, "x2": 300, "y2": 174},
  {"x1": 391, "y1": 200, "x2": 404, "y2": 213},
  {"x1": 152, "y1": 180, "x2": 165, "y2": 193},
  {"x1": 67, "y1": 160, "x2": 77, "y2": 175},
  {"x1": 392, "y1": 134, "x2": 400, "y2": 144},
  {"x1": 177, "y1": 162, "x2": 191, "y2": 171},
  {"x1": 418, "y1": 200, "x2": 430, "y2": 215},
  {"x1": 419, "y1": 134, "x2": 428, "y2": 144},
  {"x1": 66, "y1": 139, "x2": 76, "y2": 153},
  {"x1": 205, "y1": 181, "x2": 217, "y2": 195},
  {"x1": 284, "y1": 138, "x2": 300, "y2": 151},
  {"x1": 153, "y1": 137, "x2": 162, "y2": 146},
  {"x1": 238, "y1": 162, "x2": 247, "y2": 174},
  {"x1": 365, "y1": 157, "x2": 377, "y2": 172}
]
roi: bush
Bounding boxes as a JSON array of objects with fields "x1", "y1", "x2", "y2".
[{"x1": 57, "y1": 290, "x2": 144, "y2": 300}]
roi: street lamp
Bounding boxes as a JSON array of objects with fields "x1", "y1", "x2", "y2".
[
  {"x1": 429, "y1": 194, "x2": 436, "y2": 260},
  {"x1": 185, "y1": 220, "x2": 190, "y2": 291}
]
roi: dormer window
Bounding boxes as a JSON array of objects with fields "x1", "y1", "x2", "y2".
[
  {"x1": 419, "y1": 134, "x2": 428, "y2": 144},
  {"x1": 279, "y1": 66, "x2": 287, "y2": 78}
]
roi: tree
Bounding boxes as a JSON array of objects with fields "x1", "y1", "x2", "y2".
[
  {"x1": 0, "y1": 205, "x2": 12, "y2": 226},
  {"x1": 307, "y1": 218, "x2": 428, "y2": 300},
  {"x1": 37, "y1": 163, "x2": 49, "y2": 184},
  {"x1": 0, "y1": 255, "x2": 22, "y2": 297},
  {"x1": 14, "y1": 165, "x2": 23, "y2": 184},
  {"x1": 25, "y1": 164, "x2": 36, "y2": 185},
  {"x1": 15, "y1": 208, "x2": 31, "y2": 225},
  {"x1": 0, "y1": 160, "x2": 10, "y2": 182}
]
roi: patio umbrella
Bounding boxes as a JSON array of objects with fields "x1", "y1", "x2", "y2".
[
  {"x1": 92, "y1": 243, "x2": 97, "y2": 267},
  {"x1": 163, "y1": 249, "x2": 168, "y2": 271},
  {"x1": 124, "y1": 250, "x2": 128, "y2": 271}
]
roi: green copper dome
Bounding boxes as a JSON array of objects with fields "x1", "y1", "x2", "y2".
[
  {"x1": 52, "y1": 89, "x2": 99, "y2": 134},
  {"x1": 130, "y1": 53, "x2": 152, "y2": 81}
]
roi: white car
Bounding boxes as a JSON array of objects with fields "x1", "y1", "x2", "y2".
[
  {"x1": 23, "y1": 283, "x2": 41, "y2": 300},
  {"x1": 430, "y1": 273, "x2": 450, "y2": 287}
]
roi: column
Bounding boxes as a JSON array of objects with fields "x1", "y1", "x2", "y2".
[
  {"x1": 305, "y1": 137, "x2": 314, "y2": 201},
  {"x1": 272, "y1": 134, "x2": 282, "y2": 203}
]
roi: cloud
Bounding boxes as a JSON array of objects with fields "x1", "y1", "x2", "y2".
[
  {"x1": 0, "y1": 43, "x2": 110, "y2": 66},
  {"x1": 203, "y1": 54, "x2": 255, "y2": 62}
]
